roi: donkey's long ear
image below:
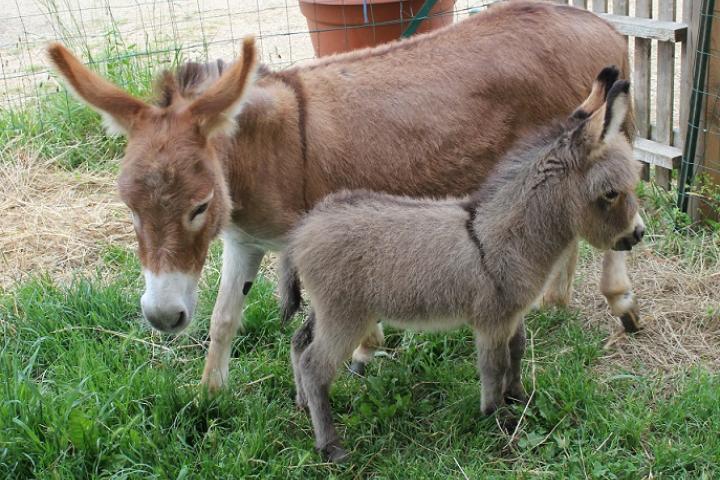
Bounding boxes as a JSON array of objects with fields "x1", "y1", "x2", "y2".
[
  {"x1": 188, "y1": 37, "x2": 258, "y2": 138},
  {"x1": 573, "y1": 80, "x2": 631, "y2": 146},
  {"x1": 47, "y1": 43, "x2": 149, "y2": 136}
]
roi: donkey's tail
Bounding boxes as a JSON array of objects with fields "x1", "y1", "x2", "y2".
[{"x1": 279, "y1": 252, "x2": 302, "y2": 326}]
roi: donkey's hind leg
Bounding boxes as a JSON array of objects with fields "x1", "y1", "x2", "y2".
[
  {"x1": 291, "y1": 310, "x2": 316, "y2": 410},
  {"x1": 504, "y1": 318, "x2": 528, "y2": 405},
  {"x1": 298, "y1": 307, "x2": 371, "y2": 463},
  {"x1": 475, "y1": 329, "x2": 511, "y2": 415},
  {"x1": 541, "y1": 241, "x2": 579, "y2": 308},
  {"x1": 349, "y1": 322, "x2": 384, "y2": 376},
  {"x1": 600, "y1": 250, "x2": 641, "y2": 333}
]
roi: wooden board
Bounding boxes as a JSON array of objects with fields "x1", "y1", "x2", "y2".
[
  {"x1": 632, "y1": 0, "x2": 652, "y2": 180},
  {"x1": 634, "y1": 138, "x2": 683, "y2": 170},
  {"x1": 598, "y1": 14, "x2": 687, "y2": 42},
  {"x1": 654, "y1": 0, "x2": 677, "y2": 188}
]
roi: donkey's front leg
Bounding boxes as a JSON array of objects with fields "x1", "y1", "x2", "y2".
[
  {"x1": 201, "y1": 233, "x2": 265, "y2": 392},
  {"x1": 600, "y1": 250, "x2": 641, "y2": 333},
  {"x1": 475, "y1": 332, "x2": 511, "y2": 415}
]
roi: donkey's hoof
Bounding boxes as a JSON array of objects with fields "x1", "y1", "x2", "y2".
[
  {"x1": 348, "y1": 360, "x2": 366, "y2": 377},
  {"x1": 200, "y1": 371, "x2": 226, "y2": 396},
  {"x1": 319, "y1": 442, "x2": 350, "y2": 464},
  {"x1": 619, "y1": 308, "x2": 642, "y2": 334}
]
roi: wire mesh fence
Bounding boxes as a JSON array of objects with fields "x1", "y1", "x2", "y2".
[
  {"x1": 0, "y1": 1, "x2": 490, "y2": 111},
  {"x1": 679, "y1": 0, "x2": 720, "y2": 220}
]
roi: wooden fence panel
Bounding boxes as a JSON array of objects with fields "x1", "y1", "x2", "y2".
[
  {"x1": 633, "y1": 0, "x2": 653, "y2": 180},
  {"x1": 655, "y1": 0, "x2": 677, "y2": 188}
]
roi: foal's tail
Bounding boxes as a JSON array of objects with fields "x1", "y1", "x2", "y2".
[{"x1": 279, "y1": 251, "x2": 302, "y2": 326}]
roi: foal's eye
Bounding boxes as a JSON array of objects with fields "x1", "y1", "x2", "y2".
[
  {"x1": 603, "y1": 190, "x2": 619, "y2": 201},
  {"x1": 190, "y1": 202, "x2": 209, "y2": 220}
]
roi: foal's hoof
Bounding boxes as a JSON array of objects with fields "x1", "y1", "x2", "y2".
[
  {"x1": 504, "y1": 391, "x2": 529, "y2": 406},
  {"x1": 498, "y1": 411, "x2": 519, "y2": 432},
  {"x1": 481, "y1": 403, "x2": 501, "y2": 416},
  {"x1": 483, "y1": 405, "x2": 519, "y2": 432},
  {"x1": 348, "y1": 360, "x2": 366, "y2": 377},
  {"x1": 319, "y1": 442, "x2": 350, "y2": 464}
]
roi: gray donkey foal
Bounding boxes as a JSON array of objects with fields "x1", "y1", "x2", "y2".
[{"x1": 280, "y1": 72, "x2": 645, "y2": 463}]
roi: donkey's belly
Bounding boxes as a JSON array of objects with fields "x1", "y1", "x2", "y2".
[{"x1": 383, "y1": 314, "x2": 468, "y2": 332}]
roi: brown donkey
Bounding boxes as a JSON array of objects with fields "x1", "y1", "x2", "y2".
[
  {"x1": 47, "y1": 1, "x2": 639, "y2": 393},
  {"x1": 280, "y1": 73, "x2": 644, "y2": 463}
]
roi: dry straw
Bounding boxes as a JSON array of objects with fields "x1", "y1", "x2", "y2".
[{"x1": 0, "y1": 145, "x2": 133, "y2": 289}]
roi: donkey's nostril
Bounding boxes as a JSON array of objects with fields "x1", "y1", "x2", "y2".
[
  {"x1": 634, "y1": 225, "x2": 645, "y2": 242},
  {"x1": 172, "y1": 311, "x2": 186, "y2": 329}
]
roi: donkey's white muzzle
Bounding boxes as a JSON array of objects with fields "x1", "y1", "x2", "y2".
[{"x1": 141, "y1": 271, "x2": 199, "y2": 333}]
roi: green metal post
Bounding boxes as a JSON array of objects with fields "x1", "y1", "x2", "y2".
[{"x1": 401, "y1": 0, "x2": 440, "y2": 38}]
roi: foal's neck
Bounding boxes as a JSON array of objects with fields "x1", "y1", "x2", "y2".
[{"x1": 474, "y1": 149, "x2": 577, "y2": 304}]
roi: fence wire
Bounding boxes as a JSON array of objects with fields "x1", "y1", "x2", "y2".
[
  {"x1": 0, "y1": 0, "x2": 490, "y2": 111},
  {"x1": 679, "y1": 0, "x2": 720, "y2": 218}
]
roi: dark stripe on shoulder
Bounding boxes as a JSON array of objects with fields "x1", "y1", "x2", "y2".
[{"x1": 274, "y1": 70, "x2": 310, "y2": 210}]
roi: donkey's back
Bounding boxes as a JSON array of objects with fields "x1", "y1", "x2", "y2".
[{"x1": 296, "y1": 0, "x2": 629, "y2": 200}]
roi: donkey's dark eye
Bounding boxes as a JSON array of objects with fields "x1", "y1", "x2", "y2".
[
  {"x1": 604, "y1": 190, "x2": 619, "y2": 200},
  {"x1": 190, "y1": 202, "x2": 209, "y2": 220}
]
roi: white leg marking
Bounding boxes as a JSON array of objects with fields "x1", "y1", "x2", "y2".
[{"x1": 201, "y1": 226, "x2": 266, "y2": 391}]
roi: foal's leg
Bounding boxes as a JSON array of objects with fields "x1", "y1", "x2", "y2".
[
  {"x1": 349, "y1": 322, "x2": 384, "y2": 375},
  {"x1": 201, "y1": 231, "x2": 265, "y2": 392},
  {"x1": 299, "y1": 308, "x2": 369, "y2": 463},
  {"x1": 475, "y1": 330, "x2": 511, "y2": 415},
  {"x1": 291, "y1": 310, "x2": 315, "y2": 409},
  {"x1": 542, "y1": 241, "x2": 579, "y2": 307},
  {"x1": 600, "y1": 250, "x2": 641, "y2": 333},
  {"x1": 504, "y1": 318, "x2": 528, "y2": 404}
]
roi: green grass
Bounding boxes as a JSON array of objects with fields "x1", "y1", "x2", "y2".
[
  {"x1": 1, "y1": 243, "x2": 719, "y2": 479},
  {"x1": 0, "y1": 21, "x2": 180, "y2": 171}
]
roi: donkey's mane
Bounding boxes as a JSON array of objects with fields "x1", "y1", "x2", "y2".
[{"x1": 156, "y1": 60, "x2": 272, "y2": 107}]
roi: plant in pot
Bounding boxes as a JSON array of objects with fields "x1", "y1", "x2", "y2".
[{"x1": 299, "y1": 0, "x2": 456, "y2": 57}]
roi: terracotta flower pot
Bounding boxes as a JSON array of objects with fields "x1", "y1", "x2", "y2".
[{"x1": 299, "y1": 0, "x2": 456, "y2": 57}]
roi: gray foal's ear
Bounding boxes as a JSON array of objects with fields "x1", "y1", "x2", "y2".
[
  {"x1": 600, "y1": 80, "x2": 630, "y2": 142},
  {"x1": 569, "y1": 65, "x2": 620, "y2": 121},
  {"x1": 572, "y1": 79, "x2": 631, "y2": 148}
]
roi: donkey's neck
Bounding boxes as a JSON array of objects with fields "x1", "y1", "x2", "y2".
[
  {"x1": 473, "y1": 148, "x2": 577, "y2": 307},
  {"x1": 210, "y1": 76, "x2": 308, "y2": 241}
]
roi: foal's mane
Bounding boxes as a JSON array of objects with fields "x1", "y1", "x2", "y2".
[{"x1": 461, "y1": 122, "x2": 566, "y2": 212}]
